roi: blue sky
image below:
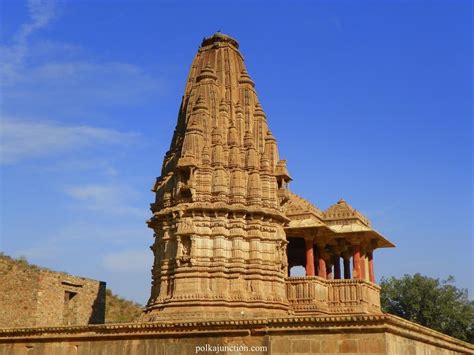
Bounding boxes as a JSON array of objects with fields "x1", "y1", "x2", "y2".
[{"x1": 0, "y1": 0, "x2": 472, "y2": 304}]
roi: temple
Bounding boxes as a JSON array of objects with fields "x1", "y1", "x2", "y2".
[
  {"x1": 2, "y1": 33, "x2": 471, "y2": 355},
  {"x1": 143, "y1": 32, "x2": 394, "y2": 321}
]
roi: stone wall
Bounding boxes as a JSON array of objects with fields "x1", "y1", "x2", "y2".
[
  {"x1": 0, "y1": 258, "x2": 40, "y2": 328},
  {"x1": 269, "y1": 333, "x2": 387, "y2": 354},
  {"x1": 0, "y1": 256, "x2": 105, "y2": 327},
  {"x1": 384, "y1": 332, "x2": 466, "y2": 355},
  {"x1": 0, "y1": 315, "x2": 472, "y2": 354}
]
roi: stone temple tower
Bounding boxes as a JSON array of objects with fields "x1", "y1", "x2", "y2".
[
  {"x1": 144, "y1": 33, "x2": 292, "y2": 321},
  {"x1": 1, "y1": 32, "x2": 470, "y2": 355}
]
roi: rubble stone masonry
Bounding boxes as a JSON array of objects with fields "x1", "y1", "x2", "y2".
[{"x1": 0, "y1": 255, "x2": 105, "y2": 328}]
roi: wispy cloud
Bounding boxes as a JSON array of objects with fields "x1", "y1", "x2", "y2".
[
  {"x1": 102, "y1": 250, "x2": 152, "y2": 273},
  {"x1": 16, "y1": 223, "x2": 151, "y2": 260},
  {"x1": 16, "y1": 244, "x2": 63, "y2": 261},
  {"x1": 41, "y1": 158, "x2": 119, "y2": 176},
  {"x1": 64, "y1": 183, "x2": 145, "y2": 216},
  {"x1": 1, "y1": 0, "x2": 162, "y2": 118},
  {"x1": 18, "y1": 0, "x2": 57, "y2": 42},
  {"x1": 2, "y1": 0, "x2": 57, "y2": 82},
  {"x1": 0, "y1": 118, "x2": 137, "y2": 164},
  {"x1": 2, "y1": 60, "x2": 162, "y2": 111},
  {"x1": 1, "y1": 1, "x2": 157, "y2": 304}
]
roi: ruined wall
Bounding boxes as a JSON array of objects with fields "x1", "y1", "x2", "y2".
[
  {"x1": 0, "y1": 256, "x2": 105, "y2": 328},
  {"x1": 0, "y1": 258, "x2": 41, "y2": 328},
  {"x1": 34, "y1": 270, "x2": 106, "y2": 326}
]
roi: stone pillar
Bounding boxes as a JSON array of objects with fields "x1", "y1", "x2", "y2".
[
  {"x1": 313, "y1": 251, "x2": 319, "y2": 276},
  {"x1": 305, "y1": 239, "x2": 315, "y2": 276},
  {"x1": 360, "y1": 251, "x2": 366, "y2": 280},
  {"x1": 368, "y1": 251, "x2": 375, "y2": 283},
  {"x1": 343, "y1": 257, "x2": 351, "y2": 279},
  {"x1": 333, "y1": 254, "x2": 341, "y2": 279},
  {"x1": 352, "y1": 245, "x2": 361, "y2": 280},
  {"x1": 317, "y1": 245, "x2": 326, "y2": 278}
]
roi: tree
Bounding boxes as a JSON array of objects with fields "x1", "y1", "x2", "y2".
[{"x1": 380, "y1": 273, "x2": 474, "y2": 343}]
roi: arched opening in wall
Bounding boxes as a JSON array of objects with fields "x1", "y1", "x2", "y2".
[{"x1": 289, "y1": 265, "x2": 305, "y2": 277}]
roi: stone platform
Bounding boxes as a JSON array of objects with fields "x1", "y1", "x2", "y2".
[{"x1": 1, "y1": 314, "x2": 472, "y2": 354}]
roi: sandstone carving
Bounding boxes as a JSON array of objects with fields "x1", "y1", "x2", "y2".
[
  {"x1": 143, "y1": 32, "x2": 395, "y2": 322},
  {"x1": 1, "y1": 32, "x2": 472, "y2": 355}
]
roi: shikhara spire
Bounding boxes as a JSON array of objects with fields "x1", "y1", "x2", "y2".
[
  {"x1": 145, "y1": 33, "x2": 291, "y2": 321},
  {"x1": 144, "y1": 33, "x2": 394, "y2": 322},
  {"x1": 151, "y1": 32, "x2": 288, "y2": 212}
]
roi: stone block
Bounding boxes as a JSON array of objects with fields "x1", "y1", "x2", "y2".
[
  {"x1": 292, "y1": 339, "x2": 311, "y2": 353},
  {"x1": 270, "y1": 339, "x2": 291, "y2": 354},
  {"x1": 311, "y1": 340, "x2": 321, "y2": 353},
  {"x1": 339, "y1": 339, "x2": 358, "y2": 353},
  {"x1": 321, "y1": 339, "x2": 338, "y2": 353},
  {"x1": 359, "y1": 337, "x2": 385, "y2": 353}
]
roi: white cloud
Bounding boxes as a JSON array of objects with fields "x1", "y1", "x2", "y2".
[
  {"x1": 63, "y1": 183, "x2": 145, "y2": 216},
  {"x1": 15, "y1": 223, "x2": 151, "y2": 257},
  {"x1": 65, "y1": 184, "x2": 122, "y2": 200},
  {"x1": 102, "y1": 250, "x2": 152, "y2": 273},
  {"x1": 0, "y1": 118, "x2": 137, "y2": 164},
  {"x1": 2, "y1": 0, "x2": 57, "y2": 82},
  {"x1": 11, "y1": 221, "x2": 152, "y2": 271},
  {"x1": 1, "y1": 0, "x2": 162, "y2": 117},
  {"x1": 40, "y1": 159, "x2": 119, "y2": 176},
  {"x1": 18, "y1": 0, "x2": 57, "y2": 42},
  {"x1": 15, "y1": 244, "x2": 63, "y2": 261},
  {"x1": 3, "y1": 61, "x2": 162, "y2": 110}
]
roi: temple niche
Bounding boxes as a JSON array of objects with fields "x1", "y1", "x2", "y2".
[{"x1": 143, "y1": 32, "x2": 395, "y2": 322}]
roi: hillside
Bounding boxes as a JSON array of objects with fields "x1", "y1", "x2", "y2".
[{"x1": 105, "y1": 289, "x2": 143, "y2": 323}]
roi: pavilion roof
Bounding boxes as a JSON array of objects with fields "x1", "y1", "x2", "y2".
[
  {"x1": 284, "y1": 192, "x2": 323, "y2": 220},
  {"x1": 323, "y1": 199, "x2": 371, "y2": 227},
  {"x1": 284, "y1": 194, "x2": 395, "y2": 249}
]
